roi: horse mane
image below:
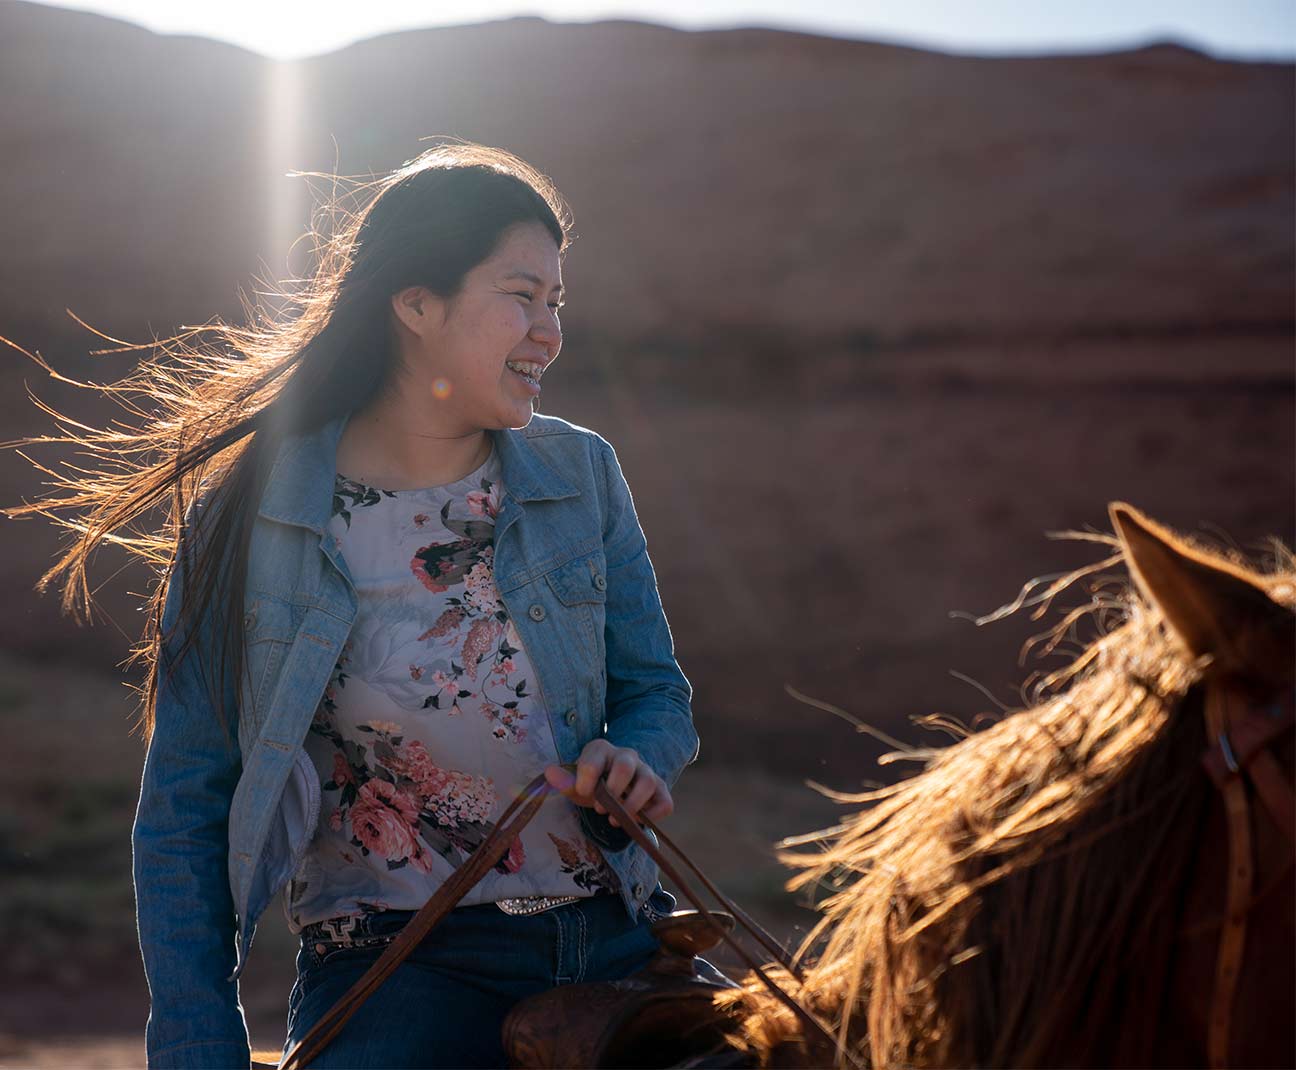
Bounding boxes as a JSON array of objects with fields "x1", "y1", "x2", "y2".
[{"x1": 719, "y1": 527, "x2": 1296, "y2": 1068}]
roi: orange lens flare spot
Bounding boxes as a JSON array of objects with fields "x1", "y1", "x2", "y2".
[{"x1": 431, "y1": 377, "x2": 452, "y2": 400}]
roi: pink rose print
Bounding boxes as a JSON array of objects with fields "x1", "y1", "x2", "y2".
[
  {"x1": 418, "y1": 765, "x2": 495, "y2": 826},
  {"x1": 328, "y1": 808, "x2": 343, "y2": 832},
  {"x1": 466, "y1": 483, "x2": 501, "y2": 519},
  {"x1": 501, "y1": 836, "x2": 526, "y2": 873},
  {"x1": 429, "y1": 670, "x2": 459, "y2": 697},
  {"x1": 383, "y1": 739, "x2": 438, "y2": 785},
  {"x1": 331, "y1": 753, "x2": 354, "y2": 789},
  {"x1": 412, "y1": 555, "x2": 455, "y2": 594},
  {"x1": 409, "y1": 844, "x2": 435, "y2": 874},
  {"x1": 349, "y1": 779, "x2": 422, "y2": 863}
]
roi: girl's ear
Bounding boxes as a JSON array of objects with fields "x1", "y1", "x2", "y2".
[{"x1": 390, "y1": 286, "x2": 445, "y2": 336}]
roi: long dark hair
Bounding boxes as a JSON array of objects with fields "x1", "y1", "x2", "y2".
[{"x1": 3, "y1": 139, "x2": 573, "y2": 744}]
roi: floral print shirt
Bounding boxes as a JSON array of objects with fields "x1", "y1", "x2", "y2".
[{"x1": 285, "y1": 442, "x2": 619, "y2": 932}]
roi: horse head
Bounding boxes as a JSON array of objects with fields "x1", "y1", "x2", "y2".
[{"x1": 717, "y1": 502, "x2": 1294, "y2": 1069}]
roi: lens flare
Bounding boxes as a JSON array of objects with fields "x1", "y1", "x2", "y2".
[{"x1": 432, "y1": 377, "x2": 452, "y2": 400}]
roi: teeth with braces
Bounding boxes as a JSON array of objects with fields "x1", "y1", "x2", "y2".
[{"x1": 506, "y1": 361, "x2": 542, "y2": 386}]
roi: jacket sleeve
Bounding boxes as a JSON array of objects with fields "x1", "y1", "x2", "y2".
[
  {"x1": 578, "y1": 435, "x2": 699, "y2": 851},
  {"x1": 131, "y1": 529, "x2": 251, "y2": 1069}
]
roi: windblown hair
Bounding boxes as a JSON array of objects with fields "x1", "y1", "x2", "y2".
[
  {"x1": 2, "y1": 139, "x2": 572, "y2": 743},
  {"x1": 718, "y1": 530, "x2": 1296, "y2": 1068}
]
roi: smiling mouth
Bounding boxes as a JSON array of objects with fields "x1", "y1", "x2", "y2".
[
  {"x1": 505, "y1": 360, "x2": 544, "y2": 389},
  {"x1": 506, "y1": 367, "x2": 542, "y2": 394}
]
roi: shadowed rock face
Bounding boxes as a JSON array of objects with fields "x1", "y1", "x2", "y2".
[
  {"x1": 3, "y1": 8, "x2": 1292, "y2": 345},
  {"x1": 0, "y1": 2, "x2": 1291, "y2": 774}
]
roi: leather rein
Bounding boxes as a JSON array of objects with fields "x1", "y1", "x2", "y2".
[
  {"x1": 1198, "y1": 675, "x2": 1295, "y2": 1069},
  {"x1": 279, "y1": 767, "x2": 864, "y2": 1070}
]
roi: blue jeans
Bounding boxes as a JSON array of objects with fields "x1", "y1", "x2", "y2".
[{"x1": 281, "y1": 889, "x2": 676, "y2": 1068}]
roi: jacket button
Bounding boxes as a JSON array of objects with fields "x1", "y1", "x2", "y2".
[
  {"x1": 564, "y1": 709, "x2": 577, "y2": 727},
  {"x1": 528, "y1": 604, "x2": 546, "y2": 622},
  {"x1": 314, "y1": 943, "x2": 327, "y2": 955},
  {"x1": 632, "y1": 883, "x2": 645, "y2": 900},
  {"x1": 592, "y1": 574, "x2": 607, "y2": 591}
]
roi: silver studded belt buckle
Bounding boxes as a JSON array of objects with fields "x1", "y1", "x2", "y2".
[{"x1": 495, "y1": 894, "x2": 583, "y2": 916}]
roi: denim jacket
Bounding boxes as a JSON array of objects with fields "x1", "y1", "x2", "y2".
[{"x1": 131, "y1": 410, "x2": 699, "y2": 1068}]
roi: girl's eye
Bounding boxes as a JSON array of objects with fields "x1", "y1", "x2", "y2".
[{"x1": 514, "y1": 291, "x2": 564, "y2": 311}]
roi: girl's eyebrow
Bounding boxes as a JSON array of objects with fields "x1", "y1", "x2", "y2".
[{"x1": 502, "y1": 270, "x2": 564, "y2": 298}]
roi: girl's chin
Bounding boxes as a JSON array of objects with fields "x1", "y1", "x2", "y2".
[{"x1": 493, "y1": 398, "x2": 538, "y2": 428}]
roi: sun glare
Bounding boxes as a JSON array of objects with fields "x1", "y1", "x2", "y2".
[{"x1": 263, "y1": 59, "x2": 305, "y2": 304}]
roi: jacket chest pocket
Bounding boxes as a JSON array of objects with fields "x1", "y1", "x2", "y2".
[{"x1": 542, "y1": 553, "x2": 608, "y2": 659}]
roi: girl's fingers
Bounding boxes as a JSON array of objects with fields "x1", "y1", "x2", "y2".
[
  {"x1": 622, "y1": 776, "x2": 658, "y2": 819},
  {"x1": 605, "y1": 769, "x2": 669, "y2": 828},
  {"x1": 543, "y1": 764, "x2": 577, "y2": 795},
  {"x1": 643, "y1": 791, "x2": 674, "y2": 823},
  {"x1": 557, "y1": 744, "x2": 675, "y2": 826},
  {"x1": 604, "y1": 751, "x2": 639, "y2": 798},
  {"x1": 573, "y1": 741, "x2": 614, "y2": 798}
]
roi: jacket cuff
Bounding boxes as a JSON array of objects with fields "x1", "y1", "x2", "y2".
[
  {"x1": 148, "y1": 1038, "x2": 252, "y2": 1069},
  {"x1": 578, "y1": 804, "x2": 632, "y2": 852}
]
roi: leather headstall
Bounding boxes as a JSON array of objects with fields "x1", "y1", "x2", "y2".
[{"x1": 1199, "y1": 676, "x2": 1295, "y2": 1070}]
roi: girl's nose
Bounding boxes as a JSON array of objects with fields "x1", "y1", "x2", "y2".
[{"x1": 530, "y1": 311, "x2": 562, "y2": 352}]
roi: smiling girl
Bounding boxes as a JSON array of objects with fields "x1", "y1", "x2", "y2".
[{"x1": 10, "y1": 140, "x2": 697, "y2": 1069}]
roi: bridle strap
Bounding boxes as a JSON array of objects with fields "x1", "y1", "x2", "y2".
[
  {"x1": 1199, "y1": 680, "x2": 1295, "y2": 1070},
  {"x1": 280, "y1": 767, "x2": 862, "y2": 1070},
  {"x1": 1202, "y1": 693, "x2": 1296, "y2": 843},
  {"x1": 1202, "y1": 681, "x2": 1253, "y2": 1070},
  {"x1": 1246, "y1": 749, "x2": 1295, "y2": 844}
]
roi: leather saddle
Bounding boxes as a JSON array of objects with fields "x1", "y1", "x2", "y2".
[{"x1": 502, "y1": 909, "x2": 750, "y2": 1069}]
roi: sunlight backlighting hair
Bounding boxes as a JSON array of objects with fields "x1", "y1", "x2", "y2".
[{"x1": 1, "y1": 137, "x2": 573, "y2": 743}]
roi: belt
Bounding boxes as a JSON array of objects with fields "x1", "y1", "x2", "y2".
[
  {"x1": 302, "y1": 894, "x2": 592, "y2": 951},
  {"x1": 494, "y1": 893, "x2": 584, "y2": 916}
]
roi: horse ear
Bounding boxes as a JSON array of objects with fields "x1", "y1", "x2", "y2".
[{"x1": 1108, "y1": 501, "x2": 1295, "y2": 685}]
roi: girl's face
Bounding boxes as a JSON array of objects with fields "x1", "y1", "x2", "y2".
[{"x1": 390, "y1": 220, "x2": 564, "y2": 432}]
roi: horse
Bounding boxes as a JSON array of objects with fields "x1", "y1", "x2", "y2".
[{"x1": 708, "y1": 501, "x2": 1294, "y2": 1069}]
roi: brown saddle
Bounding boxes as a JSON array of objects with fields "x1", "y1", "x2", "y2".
[{"x1": 502, "y1": 909, "x2": 747, "y2": 1069}]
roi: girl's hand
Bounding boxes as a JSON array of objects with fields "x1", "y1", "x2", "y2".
[{"x1": 544, "y1": 740, "x2": 674, "y2": 827}]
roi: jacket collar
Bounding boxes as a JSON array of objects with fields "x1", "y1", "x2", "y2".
[{"x1": 257, "y1": 411, "x2": 580, "y2": 534}]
